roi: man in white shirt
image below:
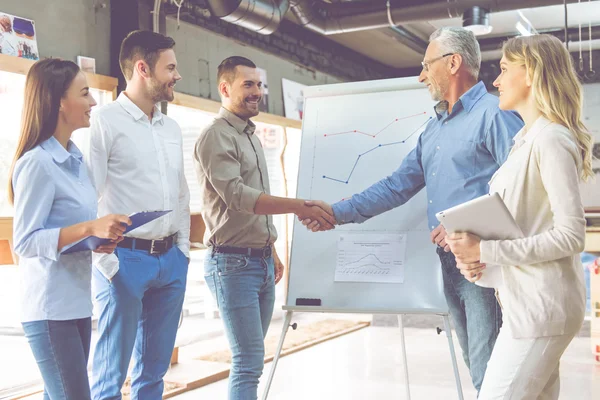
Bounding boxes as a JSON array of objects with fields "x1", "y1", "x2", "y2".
[{"x1": 83, "y1": 30, "x2": 190, "y2": 400}]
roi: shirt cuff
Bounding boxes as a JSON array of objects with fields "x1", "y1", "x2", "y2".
[
  {"x1": 93, "y1": 253, "x2": 120, "y2": 280},
  {"x1": 38, "y1": 228, "x2": 61, "y2": 261},
  {"x1": 332, "y1": 200, "x2": 354, "y2": 225},
  {"x1": 240, "y1": 186, "x2": 264, "y2": 214},
  {"x1": 177, "y1": 243, "x2": 190, "y2": 258},
  {"x1": 480, "y1": 240, "x2": 496, "y2": 264}
]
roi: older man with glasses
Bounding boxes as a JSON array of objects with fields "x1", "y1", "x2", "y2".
[{"x1": 302, "y1": 27, "x2": 523, "y2": 393}]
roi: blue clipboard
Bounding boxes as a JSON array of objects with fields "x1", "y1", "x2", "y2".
[{"x1": 61, "y1": 210, "x2": 173, "y2": 255}]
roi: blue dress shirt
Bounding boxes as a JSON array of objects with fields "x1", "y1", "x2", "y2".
[
  {"x1": 13, "y1": 136, "x2": 98, "y2": 322},
  {"x1": 332, "y1": 81, "x2": 524, "y2": 230}
]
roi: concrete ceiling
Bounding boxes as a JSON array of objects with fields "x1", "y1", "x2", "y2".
[{"x1": 310, "y1": 1, "x2": 600, "y2": 68}]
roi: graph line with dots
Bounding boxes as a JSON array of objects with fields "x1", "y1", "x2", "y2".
[
  {"x1": 322, "y1": 116, "x2": 431, "y2": 184},
  {"x1": 322, "y1": 112, "x2": 427, "y2": 138}
]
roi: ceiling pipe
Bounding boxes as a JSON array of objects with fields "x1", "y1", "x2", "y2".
[
  {"x1": 385, "y1": 0, "x2": 428, "y2": 54},
  {"x1": 153, "y1": 0, "x2": 162, "y2": 33},
  {"x1": 205, "y1": 0, "x2": 290, "y2": 35},
  {"x1": 478, "y1": 24, "x2": 600, "y2": 52},
  {"x1": 288, "y1": 0, "x2": 589, "y2": 35}
]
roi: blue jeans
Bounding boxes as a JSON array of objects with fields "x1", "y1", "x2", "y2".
[
  {"x1": 22, "y1": 318, "x2": 92, "y2": 400},
  {"x1": 204, "y1": 251, "x2": 276, "y2": 400},
  {"x1": 91, "y1": 246, "x2": 188, "y2": 400},
  {"x1": 438, "y1": 247, "x2": 502, "y2": 393}
]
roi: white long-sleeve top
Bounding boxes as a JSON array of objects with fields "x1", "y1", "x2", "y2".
[
  {"x1": 81, "y1": 93, "x2": 191, "y2": 280},
  {"x1": 481, "y1": 116, "x2": 586, "y2": 339}
]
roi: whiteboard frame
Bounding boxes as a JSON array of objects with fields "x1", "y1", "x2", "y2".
[{"x1": 284, "y1": 76, "x2": 448, "y2": 315}]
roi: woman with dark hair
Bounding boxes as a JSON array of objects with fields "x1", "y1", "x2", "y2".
[{"x1": 9, "y1": 58, "x2": 130, "y2": 399}]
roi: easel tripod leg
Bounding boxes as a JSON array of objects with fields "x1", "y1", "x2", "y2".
[
  {"x1": 262, "y1": 310, "x2": 294, "y2": 400},
  {"x1": 443, "y1": 315, "x2": 464, "y2": 400},
  {"x1": 397, "y1": 314, "x2": 411, "y2": 400}
]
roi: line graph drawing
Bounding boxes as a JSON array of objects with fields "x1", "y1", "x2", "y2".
[
  {"x1": 322, "y1": 117, "x2": 431, "y2": 184},
  {"x1": 343, "y1": 264, "x2": 390, "y2": 271},
  {"x1": 339, "y1": 254, "x2": 392, "y2": 274},
  {"x1": 335, "y1": 233, "x2": 407, "y2": 283},
  {"x1": 344, "y1": 253, "x2": 390, "y2": 267},
  {"x1": 322, "y1": 112, "x2": 427, "y2": 138}
]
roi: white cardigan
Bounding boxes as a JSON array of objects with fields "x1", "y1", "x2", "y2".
[{"x1": 480, "y1": 116, "x2": 586, "y2": 339}]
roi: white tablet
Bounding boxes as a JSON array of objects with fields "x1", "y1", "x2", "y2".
[
  {"x1": 436, "y1": 192, "x2": 523, "y2": 241},
  {"x1": 436, "y1": 192, "x2": 523, "y2": 288}
]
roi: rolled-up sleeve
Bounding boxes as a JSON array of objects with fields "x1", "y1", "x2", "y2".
[
  {"x1": 196, "y1": 128, "x2": 263, "y2": 213},
  {"x1": 12, "y1": 157, "x2": 60, "y2": 260}
]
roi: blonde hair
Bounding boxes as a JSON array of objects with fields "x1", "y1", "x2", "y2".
[{"x1": 502, "y1": 34, "x2": 594, "y2": 181}]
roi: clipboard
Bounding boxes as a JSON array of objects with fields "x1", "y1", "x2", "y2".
[
  {"x1": 61, "y1": 210, "x2": 172, "y2": 255},
  {"x1": 436, "y1": 193, "x2": 523, "y2": 288}
]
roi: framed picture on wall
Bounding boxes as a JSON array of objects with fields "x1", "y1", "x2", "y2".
[
  {"x1": 256, "y1": 67, "x2": 269, "y2": 113},
  {"x1": 77, "y1": 55, "x2": 96, "y2": 74},
  {"x1": 0, "y1": 12, "x2": 39, "y2": 60},
  {"x1": 282, "y1": 78, "x2": 307, "y2": 121}
]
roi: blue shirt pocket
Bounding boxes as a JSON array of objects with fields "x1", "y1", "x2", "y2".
[{"x1": 439, "y1": 139, "x2": 477, "y2": 181}]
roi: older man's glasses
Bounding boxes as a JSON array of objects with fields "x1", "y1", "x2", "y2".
[{"x1": 421, "y1": 53, "x2": 454, "y2": 72}]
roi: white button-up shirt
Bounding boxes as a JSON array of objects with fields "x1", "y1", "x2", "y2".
[{"x1": 80, "y1": 93, "x2": 190, "y2": 279}]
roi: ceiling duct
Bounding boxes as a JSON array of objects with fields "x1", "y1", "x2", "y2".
[
  {"x1": 206, "y1": 0, "x2": 290, "y2": 35},
  {"x1": 288, "y1": 0, "x2": 586, "y2": 35}
]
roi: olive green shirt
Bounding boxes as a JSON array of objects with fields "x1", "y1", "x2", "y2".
[{"x1": 194, "y1": 107, "x2": 277, "y2": 248}]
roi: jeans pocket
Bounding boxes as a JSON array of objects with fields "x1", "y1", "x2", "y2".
[
  {"x1": 206, "y1": 272, "x2": 219, "y2": 308},
  {"x1": 217, "y1": 254, "x2": 250, "y2": 276}
]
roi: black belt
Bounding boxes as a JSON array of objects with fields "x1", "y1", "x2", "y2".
[
  {"x1": 117, "y1": 233, "x2": 177, "y2": 255},
  {"x1": 211, "y1": 245, "x2": 272, "y2": 258}
]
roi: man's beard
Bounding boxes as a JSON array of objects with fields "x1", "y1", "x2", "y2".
[
  {"x1": 148, "y1": 79, "x2": 173, "y2": 103},
  {"x1": 234, "y1": 97, "x2": 260, "y2": 118},
  {"x1": 430, "y1": 82, "x2": 446, "y2": 102}
]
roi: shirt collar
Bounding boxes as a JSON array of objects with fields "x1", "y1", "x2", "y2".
[
  {"x1": 219, "y1": 107, "x2": 256, "y2": 135},
  {"x1": 513, "y1": 115, "x2": 552, "y2": 145},
  {"x1": 40, "y1": 136, "x2": 82, "y2": 164},
  {"x1": 433, "y1": 81, "x2": 487, "y2": 119},
  {"x1": 117, "y1": 92, "x2": 164, "y2": 125}
]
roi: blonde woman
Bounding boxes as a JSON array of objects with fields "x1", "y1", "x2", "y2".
[{"x1": 446, "y1": 34, "x2": 593, "y2": 399}]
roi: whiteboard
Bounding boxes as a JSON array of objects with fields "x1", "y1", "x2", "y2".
[
  {"x1": 581, "y1": 82, "x2": 600, "y2": 207},
  {"x1": 286, "y1": 77, "x2": 449, "y2": 314}
]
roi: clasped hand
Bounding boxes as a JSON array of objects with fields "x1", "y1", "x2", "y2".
[
  {"x1": 446, "y1": 232, "x2": 486, "y2": 283},
  {"x1": 296, "y1": 200, "x2": 336, "y2": 232}
]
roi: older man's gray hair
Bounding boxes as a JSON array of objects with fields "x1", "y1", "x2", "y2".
[{"x1": 429, "y1": 27, "x2": 481, "y2": 80}]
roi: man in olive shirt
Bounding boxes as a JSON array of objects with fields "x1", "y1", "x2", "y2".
[{"x1": 193, "y1": 56, "x2": 333, "y2": 400}]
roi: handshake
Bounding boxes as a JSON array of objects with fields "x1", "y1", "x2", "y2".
[{"x1": 295, "y1": 200, "x2": 337, "y2": 232}]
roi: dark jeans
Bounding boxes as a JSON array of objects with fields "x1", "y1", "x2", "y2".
[
  {"x1": 437, "y1": 247, "x2": 502, "y2": 392},
  {"x1": 22, "y1": 317, "x2": 92, "y2": 400}
]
